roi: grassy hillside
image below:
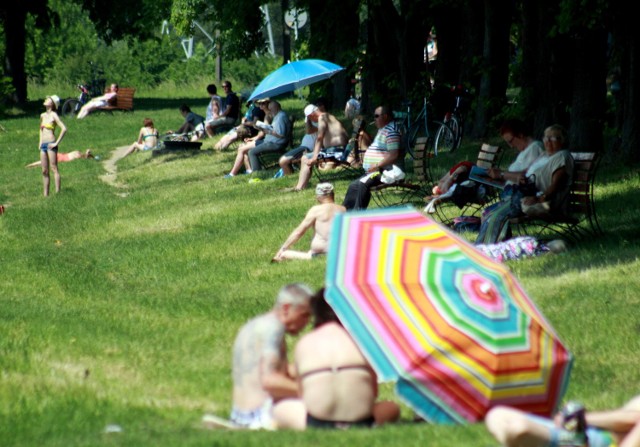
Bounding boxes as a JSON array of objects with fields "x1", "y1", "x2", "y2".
[{"x1": 1, "y1": 86, "x2": 639, "y2": 446}]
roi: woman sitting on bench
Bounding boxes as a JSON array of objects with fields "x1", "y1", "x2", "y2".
[{"x1": 77, "y1": 83, "x2": 118, "y2": 119}]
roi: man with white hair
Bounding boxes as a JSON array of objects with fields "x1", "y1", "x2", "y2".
[
  {"x1": 272, "y1": 183, "x2": 345, "y2": 262},
  {"x1": 204, "y1": 283, "x2": 313, "y2": 430}
]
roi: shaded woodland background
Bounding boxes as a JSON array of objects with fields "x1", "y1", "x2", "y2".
[{"x1": 2, "y1": 0, "x2": 638, "y2": 162}]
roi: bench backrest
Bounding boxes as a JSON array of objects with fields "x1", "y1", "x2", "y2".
[
  {"x1": 476, "y1": 143, "x2": 501, "y2": 169},
  {"x1": 411, "y1": 137, "x2": 431, "y2": 183},
  {"x1": 104, "y1": 87, "x2": 135, "y2": 110},
  {"x1": 568, "y1": 152, "x2": 598, "y2": 217},
  {"x1": 286, "y1": 115, "x2": 296, "y2": 148}
]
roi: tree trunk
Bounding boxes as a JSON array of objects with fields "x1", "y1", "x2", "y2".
[
  {"x1": 4, "y1": 6, "x2": 28, "y2": 104},
  {"x1": 361, "y1": 0, "x2": 403, "y2": 111},
  {"x1": 281, "y1": 0, "x2": 291, "y2": 65},
  {"x1": 525, "y1": 0, "x2": 573, "y2": 136},
  {"x1": 613, "y1": 5, "x2": 640, "y2": 162},
  {"x1": 308, "y1": 0, "x2": 360, "y2": 109},
  {"x1": 470, "y1": 0, "x2": 513, "y2": 139},
  {"x1": 431, "y1": 3, "x2": 463, "y2": 88},
  {"x1": 568, "y1": 29, "x2": 607, "y2": 153}
]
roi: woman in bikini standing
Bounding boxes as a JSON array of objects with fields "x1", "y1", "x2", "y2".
[
  {"x1": 39, "y1": 95, "x2": 67, "y2": 196},
  {"x1": 272, "y1": 288, "x2": 400, "y2": 430}
]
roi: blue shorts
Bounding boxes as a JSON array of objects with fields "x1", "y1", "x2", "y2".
[
  {"x1": 525, "y1": 414, "x2": 615, "y2": 447},
  {"x1": 282, "y1": 145, "x2": 308, "y2": 161},
  {"x1": 40, "y1": 142, "x2": 57, "y2": 152}
]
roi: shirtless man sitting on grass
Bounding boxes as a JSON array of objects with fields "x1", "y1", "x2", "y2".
[
  {"x1": 202, "y1": 283, "x2": 313, "y2": 430},
  {"x1": 272, "y1": 183, "x2": 345, "y2": 262}
]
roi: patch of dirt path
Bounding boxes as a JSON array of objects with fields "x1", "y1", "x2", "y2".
[{"x1": 100, "y1": 146, "x2": 130, "y2": 192}]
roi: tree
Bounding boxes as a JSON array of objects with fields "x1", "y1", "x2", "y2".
[
  {"x1": 607, "y1": 0, "x2": 640, "y2": 162},
  {"x1": 1, "y1": 1, "x2": 50, "y2": 103},
  {"x1": 469, "y1": 0, "x2": 513, "y2": 139},
  {"x1": 171, "y1": 0, "x2": 265, "y2": 60},
  {"x1": 80, "y1": 0, "x2": 173, "y2": 42}
]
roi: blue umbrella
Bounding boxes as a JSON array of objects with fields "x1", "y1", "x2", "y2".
[{"x1": 248, "y1": 59, "x2": 345, "y2": 101}]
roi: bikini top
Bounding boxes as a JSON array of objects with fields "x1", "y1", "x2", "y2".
[
  {"x1": 298, "y1": 364, "x2": 371, "y2": 381},
  {"x1": 142, "y1": 132, "x2": 158, "y2": 140},
  {"x1": 40, "y1": 121, "x2": 56, "y2": 131}
]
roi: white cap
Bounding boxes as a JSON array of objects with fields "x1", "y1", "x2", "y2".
[
  {"x1": 305, "y1": 104, "x2": 319, "y2": 127},
  {"x1": 315, "y1": 182, "x2": 334, "y2": 196},
  {"x1": 304, "y1": 104, "x2": 318, "y2": 118}
]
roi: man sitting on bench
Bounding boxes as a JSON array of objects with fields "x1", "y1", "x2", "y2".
[{"x1": 77, "y1": 83, "x2": 118, "y2": 119}]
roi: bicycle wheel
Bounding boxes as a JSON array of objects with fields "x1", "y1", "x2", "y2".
[
  {"x1": 405, "y1": 115, "x2": 429, "y2": 159},
  {"x1": 447, "y1": 115, "x2": 461, "y2": 150},
  {"x1": 61, "y1": 99, "x2": 80, "y2": 117},
  {"x1": 434, "y1": 121, "x2": 456, "y2": 156}
]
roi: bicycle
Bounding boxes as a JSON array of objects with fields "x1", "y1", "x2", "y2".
[
  {"x1": 393, "y1": 96, "x2": 437, "y2": 159},
  {"x1": 433, "y1": 84, "x2": 471, "y2": 155},
  {"x1": 61, "y1": 63, "x2": 106, "y2": 116}
]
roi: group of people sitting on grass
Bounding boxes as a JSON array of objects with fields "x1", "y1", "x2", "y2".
[
  {"x1": 203, "y1": 283, "x2": 400, "y2": 431},
  {"x1": 207, "y1": 282, "x2": 640, "y2": 444},
  {"x1": 270, "y1": 115, "x2": 575, "y2": 264}
]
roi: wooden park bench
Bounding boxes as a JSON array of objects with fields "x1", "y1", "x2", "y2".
[
  {"x1": 100, "y1": 87, "x2": 136, "y2": 112},
  {"x1": 508, "y1": 151, "x2": 603, "y2": 243},
  {"x1": 370, "y1": 136, "x2": 432, "y2": 208}
]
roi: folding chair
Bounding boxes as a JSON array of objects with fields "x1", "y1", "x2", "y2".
[
  {"x1": 427, "y1": 143, "x2": 503, "y2": 226},
  {"x1": 255, "y1": 115, "x2": 296, "y2": 171}
]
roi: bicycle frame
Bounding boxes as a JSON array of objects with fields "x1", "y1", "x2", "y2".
[{"x1": 394, "y1": 97, "x2": 432, "y2": 159}]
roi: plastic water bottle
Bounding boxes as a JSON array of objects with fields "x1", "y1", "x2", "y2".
[{"x1": 559, "y1": 401, "x2": 588, "y2": 446}]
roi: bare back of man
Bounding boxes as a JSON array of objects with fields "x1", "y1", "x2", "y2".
[
  {"x1": 232, "y1": 312, "x2": 288, "y2": 412},
  {"x1": 272, "y1": 200, "x2": 345, "y2": 262}
]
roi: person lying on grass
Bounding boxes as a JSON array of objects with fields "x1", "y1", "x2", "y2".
[
  {"x1": 486, "y1": 394, "x2": 640, "y2": 447},
  {"x1": 26, "y1": 149, "x2": 94, "y2": 168}
]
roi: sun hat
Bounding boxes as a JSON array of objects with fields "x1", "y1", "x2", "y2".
[
  {"x1": 315, "y1": 182, "x2": 334, "y2": 196},
  {"x1": 47, "y1": 95, "x2": 61, "y2": 110}
]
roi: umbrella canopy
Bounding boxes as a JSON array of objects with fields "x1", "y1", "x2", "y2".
[
  {"x1": 248, "y1": 59, "x2": 345, "y2": 102},
  {"x1": 325, "y1": 206, "x2": 573, "y2": 424}
]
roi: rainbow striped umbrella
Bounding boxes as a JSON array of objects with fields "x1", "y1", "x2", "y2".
[{"x1": 325, "y1": 206, "x2": 573, "y2": 423}]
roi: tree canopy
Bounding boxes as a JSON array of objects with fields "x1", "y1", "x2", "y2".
[{"x1": 2, "y1": 0, "x2": 638, "y2": 161}]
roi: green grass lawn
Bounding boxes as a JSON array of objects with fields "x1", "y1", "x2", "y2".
[{"x1": 1, "y1": 86, "x2": 640, "y2": 446}]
